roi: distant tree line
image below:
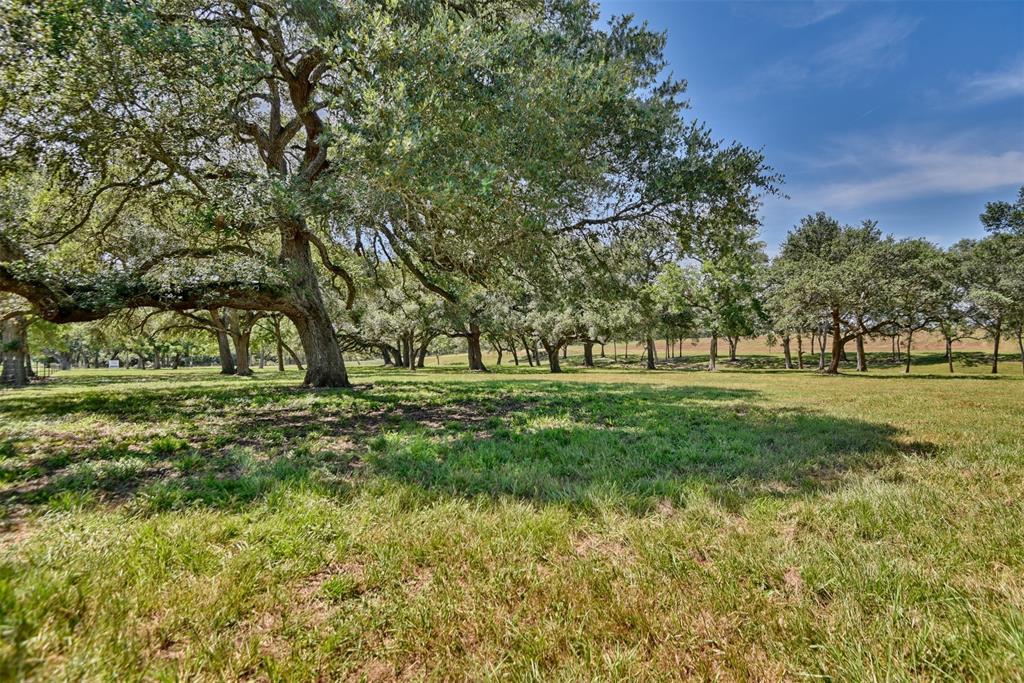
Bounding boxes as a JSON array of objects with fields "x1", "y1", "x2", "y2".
[{"x1": 766, "y1": 193, "x2": 1023, "y2": 375}]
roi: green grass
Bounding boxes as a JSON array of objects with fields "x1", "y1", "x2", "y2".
[{"x1": 0, "y1": 355, "x2": 1022, "y2": 680}]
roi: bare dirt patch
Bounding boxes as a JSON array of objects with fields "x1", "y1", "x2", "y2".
[{"x1": 573, "y1": 532, "x2": 635, "y2": 565}]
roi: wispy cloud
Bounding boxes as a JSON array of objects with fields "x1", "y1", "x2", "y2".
[
  {"x1": 736, "y1": 59, "x2": 811, "y2": 96},
  {"x1": 817, "y1": 16, "x2": 920, "y2": 82},
  {"x1": 732, "y1": 1, "x2": 848, "y2": 29},
  {"x1": 730, "y1": 15, "x2": 920, "y2": 97},
  {"x1": 959, "y1": 57, "x2": 1024, "y2": 104},
  {"x1": 794, "y1": 136, "x2": 1024, "y2": 209}
]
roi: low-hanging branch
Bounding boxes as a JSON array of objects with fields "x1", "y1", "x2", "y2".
[{"x1": 0, "y1": 235, "x2": 294, "y2": 324}]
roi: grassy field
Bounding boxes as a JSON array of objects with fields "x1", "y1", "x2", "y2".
[{"x1": 1, "y1": 352, "x2": 1022, "y2": 681}]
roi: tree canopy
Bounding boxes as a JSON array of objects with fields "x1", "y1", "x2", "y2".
[{"x1": 0, "y1": 0, "x2": 776, "y2": 386}]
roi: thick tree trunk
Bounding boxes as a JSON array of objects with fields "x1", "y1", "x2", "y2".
[
  {"x1": 495, "y1": 346, "x2": 503, "y2": 366},
  {"x1": 279, "y1": 223, "x2": 350, "y2": 387},
  {"x1": 796, "y1": 333, "x2": 804, "y2": 369},
  {"x1": 600, "y1": 343, "x2": 605, "y2": 358},
  {"x1": 645, "y1": 335, "x2": 656, "y2": 370},
  {"x1": 727, "y1": 336, "x2": 738, "y2": 361},
  {"x1": 1, "y1": 317, "x2": 29, "y2": 387},
  {"x1": 510, "y1": 345, "x2": 519, "y2": 366},
  {"x1": 416, "y1": 341, "x2": 429, "y2": 368},
  {"x1": 855, "y1": 334, "x2": 867, "y2": 372},
  {"x1": 542, "y1": 339, "x2": 562, "y2": 373},
  {"x1": 707, "y1": 333, "x2": 718, "y2": 372},
  {"x1": 392, "y1": 338, "x2": 404, "y2": 368},
  {"x1": 290, "y1": 308, "x2": 347, "y2": 387},
  {"x1": 562, "y1": 345, "x2": 567, "y2": 359},
  {"x1": 583, "y1": 340, "x2": 595, "y2": 367},
  {"x1": 217, "y1": 330, "x2": 236, "y2": 375},
  {"x1": 991, "y1": 319, "x2": 1002, "y2": 374},
  {"x1": 826, "y1": 314, "x2": 843, "y2": 374},
  {"x1": 1016, "y1": 331, "x2": 1024, "y2": 375},
  {"x1": 782, "y1": 335, "x2": 793, "y2": 369},
  {"x1": 173, "y1": 352, "x2": 181, "y2": 370},
  {"x1": 235, "y1": 332, "x2": 253, "y2": 376},
  {"x1": 382, "y1": 346, "x2": 393, "y2": 366},
  {"x1": 404, "y1": 333, "x2": 415, "y2": 371},
  {"x1": 945, "y1": 337, "x2": 954, "y2": 373},
  {"x1": 904, "y1": 331, "x2": 914, "y2": 374},
  {"x1": 466, "y1": 321, "x2": 488, "y2": 371}
]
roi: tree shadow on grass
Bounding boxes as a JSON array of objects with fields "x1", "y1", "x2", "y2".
[
  {"x1": 392, "y1": 364, "x2": 588, "y2": 376},
  {"x1": 0, "y1": 378, "x2": 933, "y2": 518},
  {"x1": 365, "y1": 383, "x2": 933, "y2": 512}
]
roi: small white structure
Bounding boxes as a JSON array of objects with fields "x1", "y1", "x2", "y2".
[{"x1": 108, "y1": 359, "x2": 120, "y2": 369}]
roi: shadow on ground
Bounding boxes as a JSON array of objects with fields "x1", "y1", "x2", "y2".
[{"x1": 0, "y1": 376, "x2": 934, "y2": 517}]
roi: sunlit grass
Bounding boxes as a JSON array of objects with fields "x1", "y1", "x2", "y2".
[{"x1": 0, "y1": 356, "x2": 1021, "y2": 680}]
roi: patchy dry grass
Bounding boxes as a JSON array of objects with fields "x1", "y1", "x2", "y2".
[{"x1": 0, "y1": 355, "x2": 1022, "y2": 680}]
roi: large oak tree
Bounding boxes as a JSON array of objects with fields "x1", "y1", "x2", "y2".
[{"x1": 3, "y1": 0, "x2": 778, "y2": 386}]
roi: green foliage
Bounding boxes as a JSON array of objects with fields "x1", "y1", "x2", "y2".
[
  {"x1": 981, "y1": 186, "x2": 1024, "y2": 237},
  {"x1": 149, "y1": 435, "x2": 190, "y2": 456},
  {"x1": 956, "y1": 232, "x2": 1024, "y2": 340}
]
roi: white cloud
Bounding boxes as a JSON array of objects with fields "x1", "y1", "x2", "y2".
[
  {"x1": 734, "y1": 59, "x2": 811, "y2": 96},
  {"x1": 730, "y1": 15, "x2": 920, "y2": 98},
  {"x1": 797, "y1": 141, "x2": 1024, "y2": 208},
  {"x1": 817, "y1": 16, "x2": 921, "y2": 82},
  {"x1": 960, "y1": 58, "x2": 1024, "y2": 104},
  {"x1": 732, "y1": 2, "x2": 848, "y2": 29}
]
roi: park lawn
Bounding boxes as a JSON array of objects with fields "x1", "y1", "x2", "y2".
[{"x1": 0, "y1": 356, "x2": 1022, "y2": 681}]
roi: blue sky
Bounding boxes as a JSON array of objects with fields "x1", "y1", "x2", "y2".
[{"x1": 599, "y1": 1, "x2": 1024, "y2": 250}]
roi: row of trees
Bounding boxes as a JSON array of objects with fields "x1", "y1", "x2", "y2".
[
  {"x1": 768, "y1": 196, "x2": 1024, "y2": 375},
  {"x1": 1, "y1": 2, "x2": 1020, "y2": 387},
  {"x1": 6, "y1": 186, "x2": 1020, "y2": 384},
  {"x1": 342, "y1": 191, "x2": 1024, "y2": 377},
  {"x1": 3, "y1": 191, "x2": 1021, "y2": 383},
  {"x1": 0, "y1": 308, "x2": 312, "y2": 383},
  {"x1": 0, "y1": 0, "x2": 775, "y2": 388}
]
